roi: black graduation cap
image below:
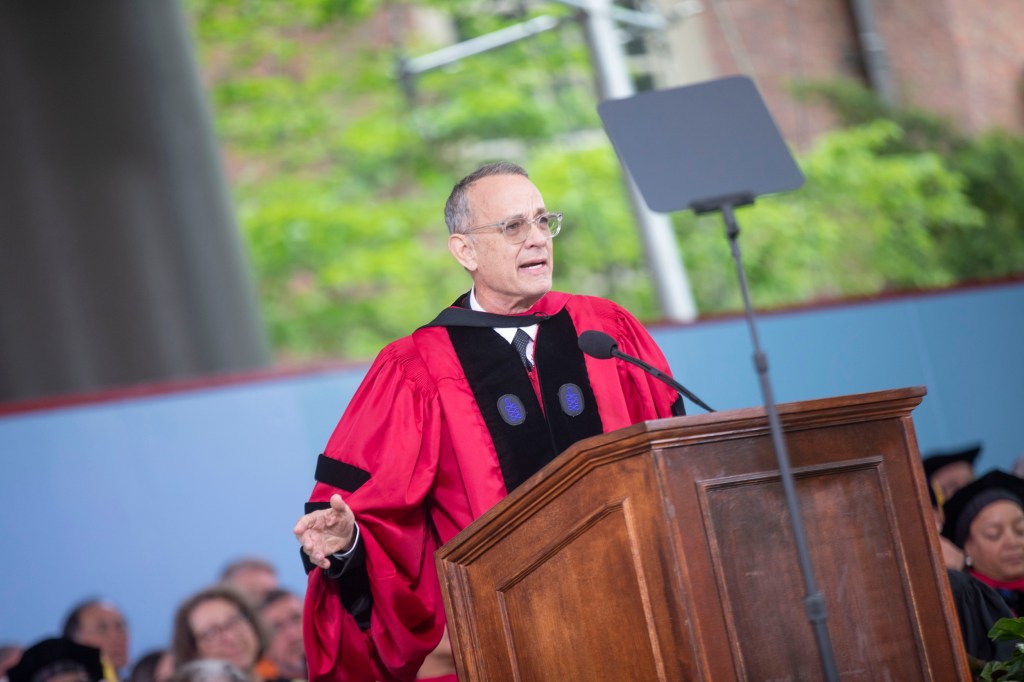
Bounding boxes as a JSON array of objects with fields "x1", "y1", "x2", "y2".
[
  {"x1": 941, "y1": 470, "x2": 1024, "y2": 548},
  {"x1": 922, "y1": 443, "x2": 982, "y2": 480},
  {"x1": 7, "y1": 638, "x2": 104, "y2": 682}
]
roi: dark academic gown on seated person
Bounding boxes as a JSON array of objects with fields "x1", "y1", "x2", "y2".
[
  {"x1": 947, "y1": 569, "x2": 1017, "y2": 662},
  {"x1": 301, "y1": 291, "x2": 682, "y2": 682}
]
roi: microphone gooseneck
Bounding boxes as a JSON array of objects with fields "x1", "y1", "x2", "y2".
[{"x1": 577, "y1": 330, "x2": 715, "y2": 413}]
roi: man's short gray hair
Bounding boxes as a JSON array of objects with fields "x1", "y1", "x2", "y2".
[{"x1": 444, "y1": 162, "x2": 529, "y2": 235}]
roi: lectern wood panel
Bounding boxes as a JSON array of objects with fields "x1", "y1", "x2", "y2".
[
  {"x1": 445, "y1": 455, "x2": 696, "y2": 680},
  {"x1": 438, "y1": 388, "x2": 970, "y2": 681},
  {"x1": 499, "y1": 503, "x2": 659, "y2": 681},
  {"x1": 659, "y1": 411, "x2": 961, "y2": 679},
  {"x1": 697, "y1": 462, "x2": 922, "y2": 679}
]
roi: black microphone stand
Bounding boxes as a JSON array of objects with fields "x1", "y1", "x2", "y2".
[
  {"x1": 598, "y1": 75, "x2": 836, "y2": 679},
  {"x1": 693, "y1": 194, "x2": 840, "y2": 682},
  {"x1": 608, "y1": 347, "x2": 715, "y2": 413}
]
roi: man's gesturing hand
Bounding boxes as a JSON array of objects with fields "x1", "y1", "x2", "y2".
[{"x1": 293, "y1": 493, "x2": 356, "y2": 569}]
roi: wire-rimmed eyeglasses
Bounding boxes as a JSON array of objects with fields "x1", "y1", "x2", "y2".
[{"x1": 462, "y1": 211, "x2": 563, "y2": 244}]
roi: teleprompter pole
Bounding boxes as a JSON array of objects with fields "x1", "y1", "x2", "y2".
[{"x1": 702, "y1": 198, "x2": 840, "y2": 682}]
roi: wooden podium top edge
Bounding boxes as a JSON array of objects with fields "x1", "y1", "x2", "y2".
[
  {"x1": 642, "y1": 384, "x2": 927, "y2": 432},
  {"x1": 436, "y1": 386, "x2": 926, "y2": 562}
]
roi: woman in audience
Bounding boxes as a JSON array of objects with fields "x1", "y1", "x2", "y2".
[
  {"x1": 943, "y1": 469, "x2": 1024, "y2": 615},
  {"x1": 170, "y1": 587, "x2": 269, "y2": 682}
]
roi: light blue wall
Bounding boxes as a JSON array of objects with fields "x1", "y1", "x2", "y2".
[
  {"x1": 658, "y1": 282, "x2": 1024, "y2": 463},
  {"x1": 1, "y1": 280, "x2": 1022, "y2": 663}
]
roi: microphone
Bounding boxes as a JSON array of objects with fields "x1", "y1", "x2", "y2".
[{"x1": 578, "y1": 330, "x2": 715, "y2": 413}]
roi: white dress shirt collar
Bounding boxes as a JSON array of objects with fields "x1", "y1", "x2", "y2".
[{"x1": 468, "y1": 289, "x2": 538, "y2": 346}]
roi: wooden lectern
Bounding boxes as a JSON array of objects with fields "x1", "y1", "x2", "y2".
[{"x1": 436, "y1": 387, "x2": 970, "y2": 680}]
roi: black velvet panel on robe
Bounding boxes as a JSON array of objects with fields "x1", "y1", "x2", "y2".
[{"x1": 447, "y1": 307, "x2": 604, "y2": 493}]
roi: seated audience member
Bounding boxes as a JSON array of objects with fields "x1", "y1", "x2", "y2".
[
  {"x1": 923, "y1": 443, "x2": 981, "y2": 502},
  {"x1": 171, "y1": 586, "x2": 270, "y2": 682},
  {"x1": 256, "y1": 591, "x2": 304, "y2": 681},
  {"x1": 62, "y1": 600, "x2": 129, "y2": 678},
  {"x1": 220, "y1": 559, "x2": 278, "y2": 606},
  {"x1": 945, "y1": 569, "x2": 1017, "y2": 662},
  {"x1": 927, "y1": 479, "x2": 965, "y2": 570},
  {"x1": 8, "y1": 638, "x2": 104, "y2": 682},
  {"x1": 942, "y1": 470, "x2": 1024, "y2": 614},
  {"x1": 128, "y1": 651, "x2": 174, "y2": 682},
  {"x1": 0, "y1": 644, "x2": 23, "y2": 682},
  {"x1": 168, "y1": 661, "x2": 247, "y2": 682}
]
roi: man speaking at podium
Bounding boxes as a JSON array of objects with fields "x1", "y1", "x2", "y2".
[{"x1": 293, "y1": 161, "x2": 684, "y2": 682}]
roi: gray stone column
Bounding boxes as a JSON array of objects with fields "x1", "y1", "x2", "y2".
[{"x1": 0, "y1": 0, "x2": 270, "y2": 402}]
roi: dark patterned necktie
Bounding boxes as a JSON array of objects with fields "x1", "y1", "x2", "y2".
[{"x1": 512, "y1": 328, "x2": 533, "y2": 370}]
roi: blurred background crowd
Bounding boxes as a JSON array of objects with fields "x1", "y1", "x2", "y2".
[
  {"x1": 0, "y1": 555, "x2": 455, "y2": 682},
  {"x1": 0, "y1": 558, "x2": 306, "y2": 682}
]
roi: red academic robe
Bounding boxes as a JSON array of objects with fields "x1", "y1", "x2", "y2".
[{"x1": 303, "y1": 292, "x2": 680, "y2": 682}]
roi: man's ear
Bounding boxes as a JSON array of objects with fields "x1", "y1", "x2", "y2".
[{"x1": 448, "y1": 233, "x2": 478, "y2": 272}]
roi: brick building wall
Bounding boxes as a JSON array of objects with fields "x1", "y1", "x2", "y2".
[
  {"x1": 657, "y1": 0, "x2": 1024, "y2": 148},
  {"x1": 658, "y1": 0, "x2": 864, "y2": 149},
  {"x1": 939, "y1": 0, "x2": 1024, "y2": 132}
]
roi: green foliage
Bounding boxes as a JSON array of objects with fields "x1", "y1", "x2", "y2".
[
  {"x1": 187, "y1": 0, "x2": 378, "y2": 32},
  {"x1": 793, "y1": 78, "x2": 1024, "y2": 282},
  {"x1": 676, "y1": 120, "x2": 983, "y2": 312},
  {"x1": 187, "y1": 1, "x2": 647, "y2": 360},
  {"x1": 945, "y1": 130, "x2": 1024, "y2": 278},
  {"x1": 186, "y1": 5, "x2": 1024, "y2": 362},
  {"x1": 238, "y1": 178, "x2": 466, "y2": 359},
  {"x1": 980, "y1": 617, "x2": 1024, "y2": 680},
  {"x1": 409, "y1": 19, "x2": 597, "y2": 142}
]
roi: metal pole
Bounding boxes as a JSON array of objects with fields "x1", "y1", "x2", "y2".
[
  {"x1": 0, "y1": 0, "x2": 271, "y2": 402},
  {"x1": 579, "y1": 0, "x2": 697, "y2": 321},
  {"x1": 721, "y1": 202, "x2": 839, "y2": 682},
  {"x1": 848, "y1": 0, "x2": 895, "y2": 104},
  {"x1": 400, "y1": 15, "x2": 563, "y2": 75}
]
